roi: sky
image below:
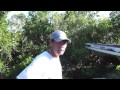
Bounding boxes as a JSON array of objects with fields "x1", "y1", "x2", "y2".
[
  {"x1": 7, "y1": 11, "x2": 29, "y2": 19},
  {"x1": 7, "y1": 11, "x2": 111, "y2": 19},
  {"x1": 97, "y1": 11, "x2": 111, "y2": 18}
]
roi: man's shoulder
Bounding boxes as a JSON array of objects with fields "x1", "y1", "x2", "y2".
[
  {"x1": 32, "y1": 51, "x2": 51, "y2": 63},
  {"x1": 35, "y1": 51, "x2": 49, "y2": 59}
]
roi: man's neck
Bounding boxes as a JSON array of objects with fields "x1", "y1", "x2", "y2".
[{"x1": 48, "y1": 49, "x2": 59, "y2": 58}]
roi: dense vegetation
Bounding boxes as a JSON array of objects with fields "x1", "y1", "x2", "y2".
[{"x1": 0, "y1": 11, "x2": 120, "y2": 79}]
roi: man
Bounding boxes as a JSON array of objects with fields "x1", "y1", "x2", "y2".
[{"x1": 16, "y1": 30, "x2": 71, "y2": 79}]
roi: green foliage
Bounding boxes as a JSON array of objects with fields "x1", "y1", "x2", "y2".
[
  {"x1": 19, "y1": 56, "x2": 33, "y2": 67},
  {"x1": 110, "y1": 11, "x2": 120, "y2": 43},
  {"x1": 0, "y1": 58, "x2": 4, "y2": 72},
  {"x1": 116, "y1": 65, "x2": 120, "y2": 71},
  {"x1": 4, "y1": 56, "x2": 33, "y2": 79},
  {"x1": 23, "y1": 11, "x2": 52, "y2": 57}
]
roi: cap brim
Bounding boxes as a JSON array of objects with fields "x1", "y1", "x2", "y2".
[
  {"x1": 54, "y1": 38, "x2": 71, "y2": 43},
  {"x1": 65, "y1": 39, "x2": 71, "y2": 43}
]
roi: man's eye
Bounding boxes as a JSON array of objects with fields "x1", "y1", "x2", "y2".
[{"x1": 62, "y1": 41, "x2": 68, "y2": 44}]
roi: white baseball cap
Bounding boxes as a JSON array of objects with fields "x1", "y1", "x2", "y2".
[{"x1": 50, "y1": 30, "x2": 71, "y2": 43}]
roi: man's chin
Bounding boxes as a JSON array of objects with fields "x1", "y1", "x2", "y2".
[{"x1": 58, "y1": 51, "x2": 64, "y2": 55}]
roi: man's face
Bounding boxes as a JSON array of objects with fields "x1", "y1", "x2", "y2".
[{"x1": 50, "y1": 40, "x2": 68, "y2": 56}]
